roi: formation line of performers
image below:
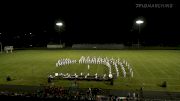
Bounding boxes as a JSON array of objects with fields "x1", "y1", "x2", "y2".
[
  {"x1": 56, "y1": 58, "x2": 77, "y2": 67},
  {"x1": 55, "y1": 56, "x2": 134, "y2": 78}
]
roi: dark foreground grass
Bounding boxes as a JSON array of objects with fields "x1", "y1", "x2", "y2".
[{"x1": 0, "y1": 50, "x2": 180, "y2": 92}]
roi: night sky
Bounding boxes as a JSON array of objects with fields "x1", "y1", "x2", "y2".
[{"x1": 0, "y1": 1, "x2": 179, "y2": 47}]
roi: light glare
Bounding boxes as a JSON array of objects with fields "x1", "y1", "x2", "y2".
[
  {"x1": 136, "y1": 20, "x2": 144, "y2": 24},
  {"x1": 56, "y1": 22, "x2": 63, "y2": 27}
]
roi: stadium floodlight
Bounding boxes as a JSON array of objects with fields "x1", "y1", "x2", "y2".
[
  {"x1": 136, "y1": 19, "x2": 144, "y2": 48},
  {"x1": 56, "y1": 22, "x2": 63, "y2": 27},
  {"x1": 136, "y1": 20, "x2": 144, "y2": 25}
]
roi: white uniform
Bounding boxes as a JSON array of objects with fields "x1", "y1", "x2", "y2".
[
  {"x1": 131, "y1": 71, "x2": 133, "y2": 77},
  {"x1": 88, "y1": 65, "x2": 90, "y2": 70}
]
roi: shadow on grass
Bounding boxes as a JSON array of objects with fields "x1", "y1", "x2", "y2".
[{"x1": 157, "y1": 81, "x2": 167, "y2": 88}]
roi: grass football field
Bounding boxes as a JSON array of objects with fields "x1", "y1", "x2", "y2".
[{"x1": 0, "y1": 50, "x2": 180, "y2": 92}]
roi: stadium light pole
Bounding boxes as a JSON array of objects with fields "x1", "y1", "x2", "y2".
[
  {"x1": 56, "y1": 22, "x2": 63, "y2": 44},
  {"x1": 136, "y1": 20, "x2": 144, "y2": 48}
]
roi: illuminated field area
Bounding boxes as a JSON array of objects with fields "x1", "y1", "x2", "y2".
[{"x1": 0, "y1": 50, "x2": 180, "y2": 92}]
